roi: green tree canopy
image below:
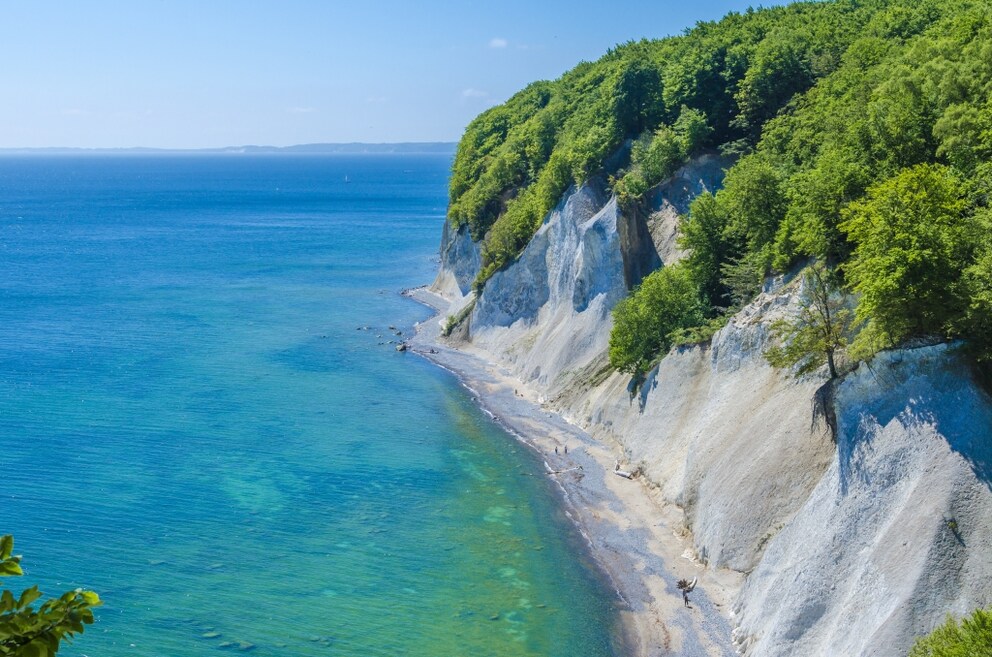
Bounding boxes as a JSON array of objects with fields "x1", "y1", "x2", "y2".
[
  {"x1": 840, "y1": 163, "x2": 974, "y2": 355},
  {"x1": 608, "y1": 264, "x2": 706, "y2": 374},
  {"x1": 449, "y1": 0, "x2": 992, "y2": 370},
  {"x1": 959, "y1": 208, "x2": 992, "y2": 360},
  {"x1": 680, "y1": 192, "x2": 734, "y2": 309}
]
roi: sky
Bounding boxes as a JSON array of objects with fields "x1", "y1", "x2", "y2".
[{"x1": 0, "y1": 1, "x2": 788, "y2": 149}]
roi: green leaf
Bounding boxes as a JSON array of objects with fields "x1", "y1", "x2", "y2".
[
  {"x1": 1, "y1": 588, "x2": 15, "y2": 612},
  {"x1": 0, "y1": 560, "x2": 23, "y2": 577},
  {"x1": 79, "y1": 590, "x2": 101, "y2": 607},
  {"x1": 20, "y1": 640, "x2": 49, "y2": 657},
  {"x1": 17, "y1": 586, "x2": 42, "y2": 610},
  {"x1": 0, "y1": 535, "x2": 12, "y2": 560}
]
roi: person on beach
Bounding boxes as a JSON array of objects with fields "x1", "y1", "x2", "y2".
[{"x1": 677, "y1": 578, "x2": 695, "y2": 608}]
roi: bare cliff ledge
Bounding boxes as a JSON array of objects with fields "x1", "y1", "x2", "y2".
[{"x1": 430, "y1": 156, "x2": 992, "y2": 657}]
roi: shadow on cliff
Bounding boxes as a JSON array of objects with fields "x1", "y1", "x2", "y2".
[{"x1": 835, "y1": 356, "x2": 992, "y2": 495}]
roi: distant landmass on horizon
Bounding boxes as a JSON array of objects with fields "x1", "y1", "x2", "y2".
[{"x1": 0, "y1": 142, "x2": 457, "y2": 155}]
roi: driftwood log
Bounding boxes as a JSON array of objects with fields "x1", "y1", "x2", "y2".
[
  {"x1": 543, "y1": 461, "x2": 583, "y2": 476},
  {"x1": 613, "y1": 458, "x2": 637, "y2": 479}
]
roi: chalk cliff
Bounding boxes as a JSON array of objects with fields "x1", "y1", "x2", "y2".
[{"x1": 429, "y1": 156, "x2": 992, "y2": 657}]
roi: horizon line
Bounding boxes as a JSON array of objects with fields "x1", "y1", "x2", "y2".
[{"x1": 0, "y1": 141, "x2": 458, "y2": 155}]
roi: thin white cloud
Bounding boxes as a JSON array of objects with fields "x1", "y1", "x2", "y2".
[
  {"x1": 288, "y1": 106, "x2": 317, "y2": 114},
  {"x1": 461, "y1": 88, "x2": 489, "y2": 99},
  {"x1": 489, "y1": 37, "x2": 508, "y2": 49}
]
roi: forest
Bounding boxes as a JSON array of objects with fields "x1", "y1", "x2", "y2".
[{"x1": 447, "y1": 0, "x2": 992, "y2": 374}]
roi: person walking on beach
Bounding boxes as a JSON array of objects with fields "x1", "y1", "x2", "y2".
[{"x1": 677, "y1": 578, "x2": 696, "y2": 608}]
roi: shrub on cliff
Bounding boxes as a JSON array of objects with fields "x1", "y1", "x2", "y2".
[
  {"x1": 908, "y1": 607, "x2": 992, "y2": 657},
  {"x1": 609, "y1": 264, "x2": 706, "y2": 374},
  {"x1": 614, "y1": 106, "x2": 712, "y2": 208}
]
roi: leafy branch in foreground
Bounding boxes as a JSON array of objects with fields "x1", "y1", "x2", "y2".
[
  {"x1": 0, "y1": 535, "x2": 101, "y2": 657},
  {"x1": 764, "y1": 263, "x2": 855, "y2": 379}
]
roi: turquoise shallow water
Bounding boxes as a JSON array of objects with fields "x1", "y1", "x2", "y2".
[{"x1": 0, "y1": 155, "x2": 622, "y2": 657}]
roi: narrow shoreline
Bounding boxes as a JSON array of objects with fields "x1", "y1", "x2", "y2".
[{"x1": 401, "y1": 286, "x2": 742, "y2": 657}]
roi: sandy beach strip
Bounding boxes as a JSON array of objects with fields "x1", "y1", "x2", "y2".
[{"x1": 403, "y1": 286, "x2": 743, "y2": 657}]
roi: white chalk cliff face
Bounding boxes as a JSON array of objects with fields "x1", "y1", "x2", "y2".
[
  {"x1": 734, "y1": 344, "x2": 992, "y2": 656},
  {"x1": 430, "y1": 155, "x2": 992, "y2": 657},
  {"x1": 431, "y1": 219, "x2": 480, "y2": 309},
  {"x1": 468, "y1": 180, "x2": 635, "y2": 392}
]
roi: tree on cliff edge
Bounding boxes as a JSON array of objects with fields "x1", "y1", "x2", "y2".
[
  {"x1": 839, "y1": 164, "x2": 975, "y2": 358},
  {"x1": 764, "y1": 263, "x2": 854, "y2": 379}
]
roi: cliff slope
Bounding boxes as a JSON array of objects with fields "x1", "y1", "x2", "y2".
[{"x1": 429, "y1": 158, "x2": 992, "y2": 656}]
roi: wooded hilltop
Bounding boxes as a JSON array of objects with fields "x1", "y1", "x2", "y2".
[{"x1": 447, "y1": 0, "x2": 992, "y2": 376}]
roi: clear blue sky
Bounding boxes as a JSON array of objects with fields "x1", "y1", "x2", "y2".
[{"x1": 0, "y1": 1, "x2": 787, "y2": 148}]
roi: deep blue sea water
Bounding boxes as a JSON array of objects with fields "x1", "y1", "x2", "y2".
[{"x1": 0, "y1": 155, "x2": 622, "y2": 657}]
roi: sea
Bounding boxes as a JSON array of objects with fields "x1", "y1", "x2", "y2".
[{"x1": 0, "y1": 154, "x2": 623, "y2": 657}]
